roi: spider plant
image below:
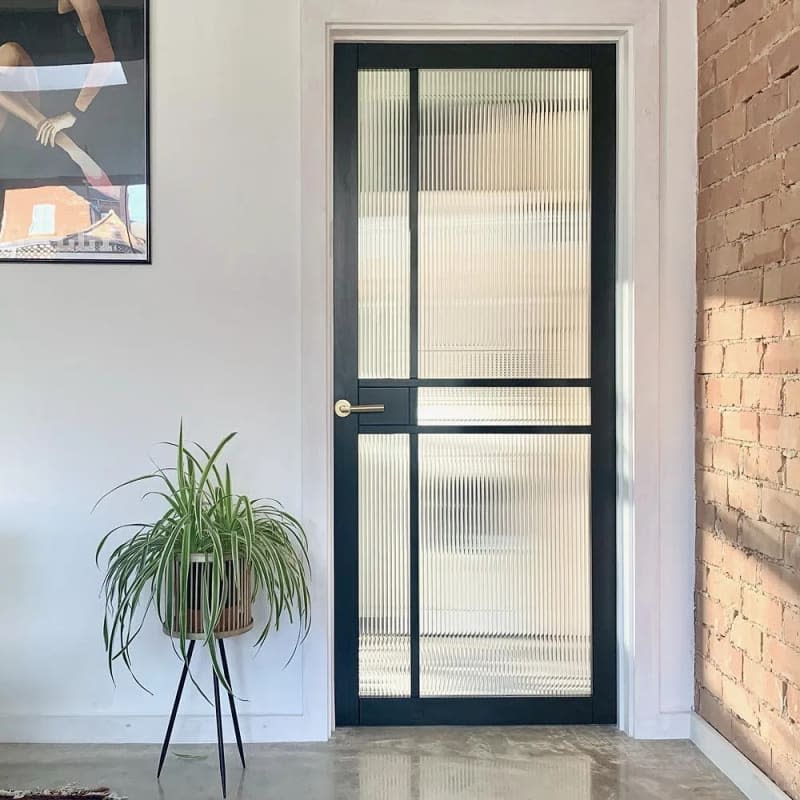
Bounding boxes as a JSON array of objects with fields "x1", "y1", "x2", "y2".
[{"x1": 96, "y1": 425, "x2": 310, "y2": 692}]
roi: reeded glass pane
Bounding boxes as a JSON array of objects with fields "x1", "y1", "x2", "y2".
[
  {"x1": 419, "y1": 69, "x2": 591, "y2": 379},
  {"x1": 419, "y1": 434, "x2": 591, "y2": 696},
  {"x1": 358, "y1": 434, "x2": 411, "y2": 696},
  {"x1": 358, "y1": 70, "x2": 410, "y2": 379},
  {"x1": 418, "y1": 387, "x2": 590, "y2": 426}
]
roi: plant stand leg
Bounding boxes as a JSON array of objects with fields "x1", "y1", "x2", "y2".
[
  {"x1": 157, "y1": 639, "x2": 195, "y2": 778},
  {"x1": 218, "y1": 638, "x2": 245, "y2": 768},
  {"x1": 213, "y1": 667, "x2": 227, "y2": 798}
]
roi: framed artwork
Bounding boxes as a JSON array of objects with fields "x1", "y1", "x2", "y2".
[{"x1": 0, "y1": 0, "x2": 149, "y2": 263}]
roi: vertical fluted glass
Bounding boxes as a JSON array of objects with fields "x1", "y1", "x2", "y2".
[
  {"x1": 358, "y1": 70, "x2": 410, "y2": 379},
  {"x1": 418, "y1": 434, "x2": 591, "y2": 696},
  {"x1": 358, "y1": 434, "x2": 411, "y2": 697},
  {"x1": 418, "y1": 69, "x2": 591, "y2": 378}
]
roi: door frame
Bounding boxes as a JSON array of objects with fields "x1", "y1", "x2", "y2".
[
  {"x1": 300, "y1": 0, "x2": 697, "y2": 740},
  {"x1": 333, "y1": 42, "x2": 617, "y2": 726}
]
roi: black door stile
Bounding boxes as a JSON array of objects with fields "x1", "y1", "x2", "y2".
[{"x1": 334, "y1": 42, "x2": 617, "y2": 727}]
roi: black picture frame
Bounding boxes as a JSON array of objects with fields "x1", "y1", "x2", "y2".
[{"x1": 0, "y1": 0, "x2": 150, "y2": 264}]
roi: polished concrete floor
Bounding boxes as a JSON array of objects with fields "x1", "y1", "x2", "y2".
[{"x1": 0, "y1": 727, "x2": 745, "y2": 800}]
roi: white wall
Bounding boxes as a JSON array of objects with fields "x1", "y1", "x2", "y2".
[
  {"x1": 0, "y1": 0, "x2": 330, "y2": 743},
  {"x1": 0, "y1": 0, "x2": 697, "y2": 744}
]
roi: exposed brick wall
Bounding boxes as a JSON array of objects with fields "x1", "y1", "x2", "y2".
[{"x1": 696, "y1": 1, "x2": 800, "y2": 796}]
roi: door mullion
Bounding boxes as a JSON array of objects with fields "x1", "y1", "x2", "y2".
[
  {"x1": 409, "y1": 68, "x2": 420, "y2": 381},
  {"x1": 410, "y1": 432, "x2": 421, "y2": 699}
]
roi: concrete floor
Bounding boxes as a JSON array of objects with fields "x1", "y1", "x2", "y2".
[{"x1": 0, "y1": 727, "x2": 745, "y2": 800}]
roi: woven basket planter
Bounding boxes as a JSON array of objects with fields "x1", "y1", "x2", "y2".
[{"x1": 164, "y1": 554, "x2": 253, "y2": 640}]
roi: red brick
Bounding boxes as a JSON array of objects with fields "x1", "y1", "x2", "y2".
[
  {"x1": 707, "y1": 565, "x2": 744, "y2": 609},
  {"x1": 725, "y1": 269, "x2": 763, "y2": 305},
  {"x1": 698, "y1": 527, "x2": 727, "y2": 568},
  {"x1": 700, "y1": 407, "x2": 724, "y2": 437},
  {"x1": 744, "y1": 445, "x2": 784, "y2": 483},
  {"x1": 700, "y1": 59, "x2": 718, "y2": 95},
  {"x1": 742, "y1": 306, "x2": 783, "y2": 339},
  {"x1": 701, "y1": 83, "x2": 734, "y2": 128},
  {"x1": 724, "y1": 541, "x2": 760, "y2": 584},
  {"x1": 786, "y1": 147, "x2": 800, "y2": 185},
  {"x1": 761, "y1": 562, "x2": 800, "y2": 612},
  {"x1": 723, "y1": 410, "x2": 760, "y2": 441},
  {"x1": 710, "y1": 633, "x2": 746, "y2": 679},
  {"x1": 785, "y1": 605, "x2": 800, "y2": 650},
  {"x1": 787, "y1": 682, "x2": 800, "y2": 721},
  {"x1": 698, "y1": 0, "x2": 722, "y2": 34},
  {"x1": 785, "y1": 303, "x2": 800, "y2": 335},
  {"x1": 697, "y1": 654, "x2": 725, "y2": 697},
  {"x1": 709, "y1": 307, "x2": 743, "y2": 339},
  {"x1": 741, "y1": 228, "x2": 785, "y2": 269},
  {"x1": 725, "y1": 202, "x2": 763, "y2": 241},
  {"x1": 765, "y1": 265, "x2": 800, "y2": 304},
  {"x1": 785, "y1": 531, "x2": 800, "y2": 571},
  {"x1": 701, "y1": 144, "x2": 734, "y2": 186},
  {"x1": 708, "y1": 376, "x2": 742, "y2": 405},
  {"x1": 769, "y1": 28, "x2": 800, "y2": 79},
  {"x1": 707, "y1": 243, "x2": 742, "y2": 278},
  {"x1": 732, "y1": 56, "x2": 769, "y2": 103},
  {"x1": 723, "y1": 340, "x2": 764, "y2": 373},
  {"x1": 787, "y1": 457, "x2": 800, "y2": 491},
  {"x1": 723, "y1": 675, "x2": 761, "y2": 726},
  {"x1": 734, "y1": 126, "x2": 773, "y2": 172},
  {"x1": 699, "y1": 499, "x2": 718, "y2": 531},
  {"x1": 713, "y1": 106, "x2": 747, "y2": 149},
  {"x1": 762, "y1": 485, "x2": 800, "y2": 527},
  {"x1": 763, "y1": 337, "x2": 800, "y2": 372},
  {"x1": 698, "y1": 343, "x2": 725, "y2": 374},
  {"x1": 700, "y1": 216, "x2": 729, "y2": 250},
  {"x1": 715, "y1": 440, "x2": 742, "y2": 473},
  {"x1": 741, "y1": 516, "x2": 785, "y2": 559},
  {"x1": 774, "y1": 106, "x2": 800, "y2": 154},
  {"x1": 729, "y1": 476, "x2": 761, "y2": 513},
  {"x1": 742, "y1": 376, "x2": 782, "y2": 408},
  {"x1": 699, "y1": 469, "x2": 728, "y2": 505},
  {"x1": 700, "y1": 17, "x2": 732, "y2": 64},
  {"x1": 743, "y1": 587, "x2": 783, "y2": 630},
  {"x1": 747, "y1": 82, "x2": 789, "y2": 130},
  {"x1": 786, "y1": 380, "x2": 800, "y2": 414},
  {"x1": 727, "y1": 0, "x2": 771, "y2": 40},
  {"x1": 750, "y1": 2, "x2": 795, "y2": 57},
  {"x1": 760, "y1": 708, "x2": 800, "y2": 768},
  {"x1": 718, "y1": 505, "x2": 743, "y2": 542},
  {"x1": 764, "y1": 185, "x2": 800, "y2": 228},
  {"x1": 731, "y1": 717, "x2": 772, "y2": 775},
  {"x1": 699, "y1": 437, "x2": 715, "y2": 467},
  {"x1": 717, "y1": 37, "x2": 752, "y2": 84},
  {"x1": 700, "y1": 175, "x2": 745, "y2": 218},
  {"x1": 698, "y1": 687, "x2": 734, "y2": 738},
  {"x1": 786, "y1": 223, "x2": 800, "y2": 260},
  {"x1": 760, "y1": 414, "x2": 800, "y2": 449},
  {"x1": 743, "y1": 656, "x2": 785, "y2": 710},
  {"x1": 763, "y1": 635, "x2": 800, "y2": 682},
  {"x1": 700, "y1": 122, "x2": 714, "y2": 160}
]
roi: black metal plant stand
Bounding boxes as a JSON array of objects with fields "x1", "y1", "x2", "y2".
[{"x1": 157, "y1": 638, "x2": 245, "y2": 798}]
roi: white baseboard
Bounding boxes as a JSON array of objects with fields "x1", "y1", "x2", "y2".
[
  {"x1": 0, "y1": 713, "x2": 328, "y2": 744},
  {"x1": 690, "y1": 713, "x2": 790, "y2": 800},
  {"x1": 632, "y1": 711, "x2": 692, "y2": 739}
]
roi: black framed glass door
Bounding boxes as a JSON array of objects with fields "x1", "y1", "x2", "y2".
[{"x1": 334, "y1": 43, "x2": 617, "y2": 726}]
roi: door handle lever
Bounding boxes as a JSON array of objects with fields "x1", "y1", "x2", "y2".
[{"x1": 334, "y1": 399, "x2": 385, "y2": 418}]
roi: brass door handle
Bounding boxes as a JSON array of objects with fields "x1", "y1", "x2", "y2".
[{"x1": 334, "y1": 399, "x2": 385, "y2": 418}]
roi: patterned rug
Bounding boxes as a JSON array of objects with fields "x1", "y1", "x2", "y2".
[{"x1": 1, "y1": 790, "x2": 124, "y2": 799}]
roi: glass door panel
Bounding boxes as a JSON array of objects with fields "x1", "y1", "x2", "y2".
[
  {"x1": 418, "y1": 434, "x2": 591, "y2": 697},
  {"x1": 418, "y1": 69, "x2": 591, "y2": 379}
]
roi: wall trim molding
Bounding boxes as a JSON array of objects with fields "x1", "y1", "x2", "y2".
[{"x1": 690, "y1": 713, "x2": 790, "y2": 800}]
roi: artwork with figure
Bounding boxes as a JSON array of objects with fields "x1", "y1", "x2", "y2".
[{"x1": 0, "y1": 0, "x2": 148, "y2": 262}]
